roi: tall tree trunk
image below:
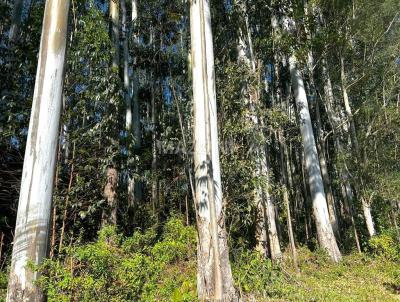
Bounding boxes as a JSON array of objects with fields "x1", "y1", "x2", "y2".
[
  {"x1": 9, "y1": 0, "x2": 24, "y2": 43},
  {"x1": 102, "y1": 0, "x2": 120, "y2": 227},
  {"x1": 121, "y1": 0, "x2": 131, "y2": 133},
  {"x1": 6, "y1": 1, "x2": 70, "y2": 300},
  {"x1": 128, "y1": 0, "x2": 142, "y2": 210},
  {"x1": 289, "y1": 54, "x2": 341, "y2": 262},
  {"x1": 151, "y1": 79, "x2": 159, "y2": 217},
  {"x1": 109, "y1": 0, "x2": 120, "y2": 69},
  {"x1": 190, "y1": 0, "x2": 237, "y2": 300},
  {"x1": 238, "y1": 2, "x2": 281, "y2": 261},
  {"x1": 279, "y1": 130, "x2": 299, "y2": 271},
  {"x1": 321, "y1": 57, "x2": 361, "y2": 252},
  {"x1": 340, "y1": 54, "x2": 376, "y2": 237},
  {"x1": 131, "y1": 0, "x2": 141, "y2": 150},
  {"x1": 59, "y1": 142, "x2": 76, "y2": 252},
  {"x1": 305, "y1": 51, "x2": 340, "y2": 239}
]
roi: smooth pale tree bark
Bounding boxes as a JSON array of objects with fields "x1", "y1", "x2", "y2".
[
  {"x1": 121, "y1": 0, "x2": 131, "y2": 132},
  {"x1": 340, "y1": 54, "x2": 376, "y2": 238},
  {"x1": 289, "y1": 54, "x2": 341, "y2": 262},
  {"x1": 303, "y1": 4, "x2": 340, "y2": 238},
  {"x1": 6, "y1": 1, "x2": 70, "y2": 300},
  {"x1": 238, "y1": 2, "x2": 281, "y2": 261},
  {"x1": 281, "y1": 9, "x2": 341, "y2": 261},
  {"x1": 306, "y1": 54, "x2": 340, "y2": 238},
  {"x1": 102, "y1": 0, "x2": 120, "y2": 226},
  {"x1": 322, "y1": 58, "x2": 361, "y2": 252},
  {"x1": 9, "y1": 0, "x2": 24, "y2": 43},
  {"x1": 110, "y1": 0, "x2": 120, "y2": 69},
  {"x1": 128, "y1": 0, "x2": 142, "y2": 209},
  {"x1": 190, "y1": 0, "x2": 237, "y2": 300}
]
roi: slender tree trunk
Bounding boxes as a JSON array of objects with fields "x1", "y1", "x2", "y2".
[
  {"x1": 128, "y1": 0, "x2": 142, "y2": 210},
  {"x1": 321, "y1": 57, "x2": 361, "y2": 251},
  {"x1": 131, "y1": 0, "x2": 141, "y2": 150},
  {"x1": 6, "y1": 1, "x2": 70, "y2": 300},
  {"x1": 289, "y1": 54, "x2": 341, "y2": 262},
  {"x1": 102, "y1": 0, "x2": 120, "y2": 227},
  {"x1": 109, "y1": 0, "x2": 120, "y2": 69},
  {"x1": 340, "y1": 54, "x2": 376, "y2": 237},
  {"x1": 190, "y1": 0, "x2": 237, "y2": 300},
  {"x1": 121, "y1": 0, "x2": 131, "y2": 132},
  {"x1": 305, "y1": 48, "x2": 340, "y2": 239},
  {"x1": 9, "y1": 0, "x2": 24, "y2": 43},
  {"x1": 279, "y1": 130, "x2": 299, "y2": 271},
  {"x1": 239, "y1": 2, "x2": 281, "y2": 261},
  {"x1": 362, "y1": 195, "x2": 376, "y2": 237},
  {"x1": 151, "y1": 79, "x2": 159, "y2": 216},
  {"x1": 50, "y1": 140, "x2": 62, "y2": 259},
  {"x1": 59, "y1": 142, "x2": 75, "y2": 252}
]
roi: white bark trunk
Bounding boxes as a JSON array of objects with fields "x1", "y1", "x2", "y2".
[
  {"x1": 239, "y1": 2, "x2": 281, "y2": 261},
  {"x1": 307, "y1": 53, "x2": 340, "y2": 239},
  {"x1": 340, "y1": 54, "x2": 376, "y2": 238},
  {"x1": 110, "y1": 0, "x2": 120, "y2": 69},
  {"x1": 7, "y1": 1, "x2": 70, "y2": 300},
  {"x1": 362, "y1": 196, "x2": 376, "y2": 237},
  {"x1": 121, "y1": 0, "x2": 131, "y2": 132},
  {"x1": 289, "y1": 55, "x2": 342, "y2": 262},
  {"x1": 190, "y1": 0, "x2": 236, "y2": 300},
  {"x1": 322, "y1": 58, "x2": 361, "y2": 248}
]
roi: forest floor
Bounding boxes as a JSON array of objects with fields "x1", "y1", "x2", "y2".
[
  {"x1": 1, "y1": 252, "x2": 398, "y2": 301},
  {"x1": 0, "y1": 221, "x2": 399, "y2": 302},
  {"x1": 259, "y1": 250, "x2": 400, "y2": 301}
]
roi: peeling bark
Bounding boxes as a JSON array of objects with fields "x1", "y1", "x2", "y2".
[{"x1": 190, "y1": 0, "x2": 237, "y2": 300}]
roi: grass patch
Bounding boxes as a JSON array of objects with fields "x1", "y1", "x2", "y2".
[{"x1": 259, "y1": 248, "x2": 400, "y2": 302}]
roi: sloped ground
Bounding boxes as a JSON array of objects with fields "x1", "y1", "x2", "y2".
[
  {"x1": 260, "y1": 250, "x2": 400, "y2": 302},
  {"x1": 0, "y1": 221, "x2": 399, "y2": 302}
]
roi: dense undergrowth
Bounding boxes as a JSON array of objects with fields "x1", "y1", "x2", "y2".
[{"x1": 1, "y1": 219, "x2": 400, "y2": 301}]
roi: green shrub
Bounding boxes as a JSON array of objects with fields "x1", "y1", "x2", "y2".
[
  {"x1": 121, "y1": 227, "x2": 157, "y2": 253},
  {"x1": 36, "y1": 217, "x2": 198, "y2": 302},
  {"x1": 232, "y1": 250, "x2": 276, "y2": 295},
  {"x1": 368, "y1": 233, "x2": 400, "y2": 260}
]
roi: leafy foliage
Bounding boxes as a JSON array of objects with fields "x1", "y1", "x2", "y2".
[{"x1": 36, "y1": 217, "x2": 197, "y2": 302}]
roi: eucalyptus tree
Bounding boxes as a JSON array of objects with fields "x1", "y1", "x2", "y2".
[
  {"x1": 190, "y1": 0, "x2": 237, "y2": 299},
  {"x1": 281, "y1": 7, "x2": 342, "y2": 262},
  {"x1": 6, "y1": 0, "x2": 70, "y2": 300},
  {"x1": 236, "y1": 0, "x2": 282, "y2": 261},
  {"x1": 102, "y1": 0, "x2": 120, "y2": 226}
]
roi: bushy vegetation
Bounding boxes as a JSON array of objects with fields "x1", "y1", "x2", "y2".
[
  {"x1": 33, "y1": 217, "x2": 197, "y2": 302},
  {"x1": 368, "y1": 230, "x2": 400, "y2": 261},
  {"x1": 2, "y1": 219, "x2": 399, "y2": 302}
]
